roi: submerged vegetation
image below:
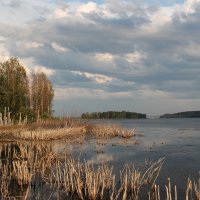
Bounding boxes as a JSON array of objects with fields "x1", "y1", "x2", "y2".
[
  {"x1": 0, "y1": 143, "x2": 200, "y2": 199},
  {"x1": 0, "y1": 118, "x2": 200, "y2": 199},
  {"x1": 81, "y1": 111, "x2": 147, "y2": 119}
]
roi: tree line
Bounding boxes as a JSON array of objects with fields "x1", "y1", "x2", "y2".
[
  {"x1": 0, "y1": 58, "x2": 54, "y2": 121},
  {"x1": 81, "y1": 111, "x2": 147, "y2": 119}
]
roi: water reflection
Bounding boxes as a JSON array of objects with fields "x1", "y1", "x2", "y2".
[
  {"x1": 70, "y1": 118, "x2": 200, "y2": 198},
  {"x1": 0, "y1": 142, "x2": 56, "y2": 199},
  {"x1": 0, "y1": 118, "x2": 200, "y2": 199}
]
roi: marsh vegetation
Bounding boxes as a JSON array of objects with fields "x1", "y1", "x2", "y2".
[
  {"x1": 0, "y1": 142, "x2": 200, "y2": 200},
  {"x1": 0, "y1": 118, "x2": 200, "y2": 199}
]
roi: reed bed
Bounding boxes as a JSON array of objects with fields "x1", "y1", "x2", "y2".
[
  {"x1": 0, "y1": 142, "x2": 56, "y2": 199},
  {"x1": 1, "y1": 143, "x2": 200, "y2": 199},
  {"x1": 88, "y1": 124, "x2": 136, "y2": 138},
  {"x1": 0, "y1": 118, "x2": 136, "y2": 142},
  {"x1": 0, "y1": 126, "x2": 87, "y2": 141},
  {"x1": 0, "y1": 117, "x2": 87, "y2": 141}
]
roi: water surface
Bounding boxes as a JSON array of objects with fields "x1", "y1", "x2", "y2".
[{"x1": 70, "y1": 118, "x2": 200, "y2": 198}]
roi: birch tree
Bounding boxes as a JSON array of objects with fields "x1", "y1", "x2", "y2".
[{"x1": 31, "y1": 71, "x2": 54, "y2": 118}]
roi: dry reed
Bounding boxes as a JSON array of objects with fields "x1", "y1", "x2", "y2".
[
  {"x1": 1, "y1": 143, "x2": 200, "y2": 199},
  {"x1": 0, "y1": 118, "x2": 87, "y2": 141},
  {"x1": 0, "y1": 119, "x2": 136, "y2": 142},
  {"x1": 88, "y1": 124, "x2": 136, "y2": 139}
]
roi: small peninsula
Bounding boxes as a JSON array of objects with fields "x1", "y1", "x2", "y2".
[
  {"x1": 160, "y1": 111, "x2": 200, "y2": 118},
  {"x1": 81, "y1": 111, "x2": 147, "y2": 119}
]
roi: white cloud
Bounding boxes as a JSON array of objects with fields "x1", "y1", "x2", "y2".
[
  {"x1": 51, "y1": 42, "x2": 68, "y2": 53},
  {"x1": 71, "y1": 70, "x2": 113, "y2": 84},
  {"x1": 54, "y1": 87, "x2": 132, "y2": 100},
  {"x1": 143, "y1": 0, "x2": 200, "y2": 30},
  {"x1": 18, "y1": 57, "x2": 55, "y2": 78},
  {"x1": 1, "y1": 0, "x2": 200, "y2": 115},
  {"x1": 15, "y1": 41, "x2": 43, "y2": 50},
  {"x1": 25, "y1": 41, "x2": 43, "y2": 49},
  {"x1": 149, "y1": 7, "x2": 174, "y2": 26},
  {"x1": 95, "y1": 53, "x2": 113, "y2": 62},
  {"x1": 139, "y1": 85, "x2": 171, "y2": 99},
  {"x1": 125, "y1": 51, "x2": 147, "y2": 63},
  {"x1": 0, "y1": 42, "x2": 10, "y2": 61},
  {"x1": 53, "y1": 7, "x2": 68, "y2": 19},
  {"x1": 77, "y1": 2, "x2": 98, "y2": 14},
  {"x1": 0, "y1": 0, "x2": 21, "y2": 8},
  {"x1": 33, "y1": 66, "x2": 55, "y2": 76},
  {"x1": 182, "y1": 43, "x2": 200, "y2": 58},
  {"x1": 182, "y1": 0, "x2": 199, "y2": 14}
]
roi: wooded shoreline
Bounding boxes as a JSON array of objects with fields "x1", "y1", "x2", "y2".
[
  {"x1": 160, "y1": 111, "x2": 200, "y2": 118},
  {"x1": 81, "y1": 111, "x2": 147, "y2": 119}
]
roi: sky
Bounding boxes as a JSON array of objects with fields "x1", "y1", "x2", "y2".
[{"x1": 0, "y1": 0, "x2": 200, "y2": 116}]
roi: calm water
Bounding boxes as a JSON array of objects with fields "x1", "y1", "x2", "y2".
[
  {"x1": 69, "y1": 118, "x2": 200, "y2": 198},
  {"x1": 1, "y1": 118, "x2": 200, "y2": 199}
]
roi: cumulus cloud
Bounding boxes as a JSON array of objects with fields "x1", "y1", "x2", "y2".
[
  {"x1": 19, "y1": 41, "x2": 44, "y2": 49},
  {"x1": 125, "y1": 51, "x2": 147, "y2": 63},
  {"x1": 1, "y1": 0, "x2": 200, "y2": 115},
  {"x1": 71, "y1": 71, "x2": 113, "y2": 84},
  {"x1": 54, "y1": 87, "x2": 132, "y2": 100},
  {"x1": 33, "y1": 66, "x2": 55, "y2": 76},
  {"x1": 0, "y1": 0, "x2": 21, "y2": 8},
  {"x1": 0, "y1": 39, "x2": 10, "y2": 61},
  {"x1": 53, "y1": 7, "x2": 69, "y2": 19},
  {"x1": 95, "y1": 52, "x2": 113, "y2": 61},
  {"x1": 51, "y1": 42, "x2": 68, "y2": 53},
  {"x1": 77, "y1": 2, "x2": 98, "y2": 14}
]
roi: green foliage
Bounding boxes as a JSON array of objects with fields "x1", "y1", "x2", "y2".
[
  {"x1": 81, "y1": 111, "x2": 147, "y2": 119},
  {"x1": 0, "y1": 58, "x2": 54, "y2": 122},
  {"x1": 0, "y1": 58, "x2": 29, "y2": 115},
  {"x1": 19, "y1": 108, "x2": 37, "y2": 123},
  {"x1": 41, "y1": 112, "x2": 53, "y2": 120}
]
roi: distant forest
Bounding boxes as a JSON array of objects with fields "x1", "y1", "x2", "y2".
[
  {"x1": 81, "y1": 111, "x2": 147, "y2": 119},
  {"x1": 160, "y1": 111, "x2": 200, "y2": 118}
]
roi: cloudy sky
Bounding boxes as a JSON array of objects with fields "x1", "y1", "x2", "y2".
[{"x1": 0, "y1": 0, "x2": 200, "y2": 116}]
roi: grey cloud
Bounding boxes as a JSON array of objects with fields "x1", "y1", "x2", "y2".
[
  {"x1": 86, "y1": 13, "x2": 149, "y2": 28},
  {"x1": 2, "y1": 0, "x2": 200, "y2": 101},
  {"x1": 0, "y1": 0, "x2": 21, "y2": 8},
  {"x1": 10, "y1": 0, "x2": 21, "y2": 8},
  {"x1": 50, "y1": 70, "x2": 90, "y2": 87},
  {"x1": 50, "y1": 69, "x2": 137, "y2": 94}
]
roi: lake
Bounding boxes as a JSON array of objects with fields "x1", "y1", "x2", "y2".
[
  {"x1": 69, "y1": 118, "x2": 200, "y2": 198},
  {"x1": 1, "y1": 118, "x2": 200, "y2": 199}
]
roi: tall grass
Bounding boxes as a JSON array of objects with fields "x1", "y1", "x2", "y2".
[
  {"x1": 87, "y1": 124, "x2": 136, "y2": 138},
  {"x1": 0, "y1": 119, "x2": 136, "y2": 141},
  {"x1": 1, "y1": 143, "x2": 200, "y2": 199}
]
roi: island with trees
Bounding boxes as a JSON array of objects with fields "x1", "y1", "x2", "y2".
[
  {"x1": 160, "y1": 111, "x2": 200, "y2": 118},
  {"x1": 81, "y1": 111, "x2": 147, "y2": 119}
]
